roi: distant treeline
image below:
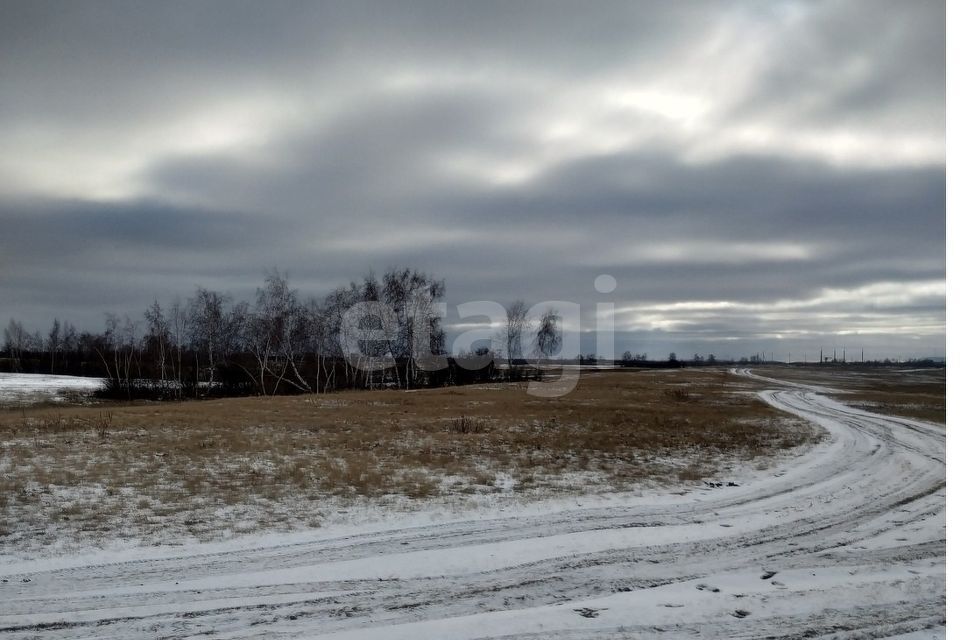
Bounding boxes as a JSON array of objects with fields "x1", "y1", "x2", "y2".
[
  {"x1": 2, "y1": 267, "x2": 942, "y2": 402},
  {"x1": 1, "y1": 268, "x2": 541, "y2": 400}
]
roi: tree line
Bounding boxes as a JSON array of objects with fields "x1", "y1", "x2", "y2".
[{"x1": 1, "y1": 268, "x2": 528, "y2": 399}]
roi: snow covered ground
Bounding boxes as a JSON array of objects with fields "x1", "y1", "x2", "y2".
[
  {"x1": 0, "y1": 373, "x2": 103, "y2": 406},
  {"x1": 0, "y1": 370, "x2": 944, "y2": 638}
]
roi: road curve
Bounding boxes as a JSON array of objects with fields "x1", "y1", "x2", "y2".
[{"x1": 0, "y1": 370, "x2": 945, "y2": 638}]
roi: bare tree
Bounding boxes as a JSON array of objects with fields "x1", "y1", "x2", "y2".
[
  {"x1": 307, "y1": 297, "x2": 339, "y2": 393},
  {"x1": 188, "y1": 288, "x2": 230, "y2": 392},
  {"x1": 60, "y1": 321, "x2": 77, "y2": 372},
  {"x1": 243, "y1": 270, "x2": 312, "y2": 395},
  {"x1": 96, "y1": 314, "x2": 140, "y2": 394},
  {"x1": 144, "y1": 300, "x2": 170, "y2": 383},
  {"x1": 504, "y1": 300, "x2": 530, "y2": 369},
  {"x1": 3, "y1": 319, "x2": 28, "y2": 371},
  {"x1": 330, "y1": 269, "x2": 446, "y2": 390},
  {"x1": 380, "y1": 268, "x2": 446, "y2": 388},
  {"x1": 325, "y1": 284, "x2": 363, "y2": 388},
  {"x1": 168, "y1": 298, "x2": 188, "y2": 396},
  {"x1": 47, "y1": 318, "x2": 62, "y2": 373},
  {"x1": 97, "y1": 313, "x2": 121, "y2": 381}
]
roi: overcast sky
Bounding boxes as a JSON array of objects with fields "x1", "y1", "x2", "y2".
[{"x1": 0, "y1": 0, "x2": 945, "y2": 360}]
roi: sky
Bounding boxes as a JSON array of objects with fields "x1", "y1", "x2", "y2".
[{"x1": 0, "y1": 0, "x2": 945, "y2": 360}]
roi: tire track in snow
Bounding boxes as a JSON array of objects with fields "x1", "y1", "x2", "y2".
[{"x1": 0, "y1": 370, "x2": 945, "y2": 638}]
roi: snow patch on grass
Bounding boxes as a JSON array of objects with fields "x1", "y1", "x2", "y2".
[{"x1": 0, "y1": 372, "x2": 104, "y2": 406}]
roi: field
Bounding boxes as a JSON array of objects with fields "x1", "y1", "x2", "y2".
[
  {"x1": 0, "y1": 369, "x2": 819, "y2": 554},
  {"x1": 751, "y1": 365, "x2": 945, "y2": 423},
  {"x1": 0, "y1": 367, "x2": 944, "y2": 638}
]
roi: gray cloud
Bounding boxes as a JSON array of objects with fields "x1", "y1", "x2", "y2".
[
  {"x1": 0, "y1": 0, "x2": 944, "y2": 358},
  {"x1": 729, "y1": 0, "x2": 944, "y2": 127}
]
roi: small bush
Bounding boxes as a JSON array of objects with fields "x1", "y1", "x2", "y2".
[
  {"x1": 666, "y1": 388, "x2": 691, "y2": 402},
  {"x1": 94, "y1": 411, "x2": 113, "y2": 441},
  {"x1": 447, "y1": 415, "x2": 488, "y2": 434}
]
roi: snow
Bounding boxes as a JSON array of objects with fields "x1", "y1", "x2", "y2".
[
  {"x1": 0, "y1": 372, "x2": 103, "y2": 406},
  {"x1": 317, "y1": 562, "x2": 944, "y2": 640},
  {"x1": 0, "y1": 370, "x2": 944, "y2": 638}
]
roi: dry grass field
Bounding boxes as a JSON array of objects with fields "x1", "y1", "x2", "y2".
[
  {"x1": 755, "y1": 365, "x2": 945, "y2": 424},
  {"x1": 0, "y1": 369, "x2": 819, "y2": 552}
]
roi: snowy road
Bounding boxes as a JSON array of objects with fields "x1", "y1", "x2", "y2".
[{"x1": 0, "y1": 370, "x2": 945, "y2": 638}]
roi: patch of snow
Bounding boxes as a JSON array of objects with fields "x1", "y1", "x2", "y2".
[{"x1": 0, "y1": 372, "x2": 104, "y2": 406}]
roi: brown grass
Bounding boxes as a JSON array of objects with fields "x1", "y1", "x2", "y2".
[
  {"x1": 0, "y1": 369, "x2": 819, "y2": 549},
  {"x1": 754, "y1": 365, "x2": 945, "y2": 424}
]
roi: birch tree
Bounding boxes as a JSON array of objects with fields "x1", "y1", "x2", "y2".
[
  {"x1": 504, "y1": 300, "x2": 530, "y2": 369},
  {"x1": 3, "y1": 319, "x2": 27, "y2": 371}
]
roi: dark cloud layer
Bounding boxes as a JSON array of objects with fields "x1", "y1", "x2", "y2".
[{"x1": 0, "y1": 0, "x2": 945, "y2": 358}]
